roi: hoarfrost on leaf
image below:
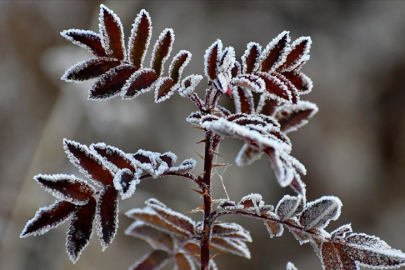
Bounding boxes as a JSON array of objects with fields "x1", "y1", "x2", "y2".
[
  {"x1": 150, "y1": 28, "x2": 175, "y2": 76},
  {"x1": 299, "y1": 196, "x2": 342, "y2": 230},
  {"x1": 128, "y1": 9, "x2": 152, "y2": 69}
]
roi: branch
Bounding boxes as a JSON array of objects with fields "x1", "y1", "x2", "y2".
[{"x1": 139, "y1": 171, "x2": 202, "y2": 189}]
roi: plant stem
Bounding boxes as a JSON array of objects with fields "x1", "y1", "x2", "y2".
[{"x1": 201, "y1": 130, "x2": 215, "y2": 270}]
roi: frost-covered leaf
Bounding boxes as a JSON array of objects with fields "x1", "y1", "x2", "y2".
[
  {"x1": 125, "y1": 220, "x2": 174, "y2": 252},
  {"x1": 263, "y1": 211, "x2": 284, "y2": 238},
  {"x1": 235, "y1": 144, "x2": 263, "y2": 166},
  {"x1": 286, "y1": 217, "x2": 311, "y2": 245},
  {"x1": 258, "y1": 73, "x2": 292, "y2": 102},
  {"x1": 34, "y1": 174, "x2": 95, "y2": 205},
  {"x1": 132, "y1": 149, "x2": 159, "y2": 174},
  {"x1": 281, "y1": 37, "x2": 311, "y2": 72},
  {"x1": 256, "y1": 94, "x2": 279, "y2": 116},
  {"x1": 265, "y1": 148, "x2": 295, "y2": 187},
  {"x1": 179, "y1": 75, "x2": 203, "y2": 97},
  {"x1": 276, "y1": 195, "x2": 304, "y2": 221},
  {"x1": 63, "y1": 139, "x2": 114, "y2": 187},
  {"x1": 275, "y1": 101, "x2": 318, "y2": 133},
  {"x1": 99, "y1": 4, "x2": 126, "y2": 60},
  {"x1": 174, "y1": 253, "x2": 196, "y2": 270},
  {"x1": 113, "y1": 168, "x2": 141, "y2": 200},
  {"x1": 159, "y1": 152, "x2": 177, "y2": 168},
  {"x1": 283, "y1": 71, "x2": 313, "y2": 95},
  {"x1": 96, "y1": 185, "x2": 119, "y2": 250},
  {"x1": 218, "y1": 46, "x2": 236, "y2": 74},
  {"x1": 232, "y1": 75, "x2": 265, "y2": 93},
  {"x1": 242, "y1": 42, "x2": 261, "y2": 74},
  {"x1": 331, "y1": 224, "x2": 353, "y2": 239},
  {"x1": 211, "y1": 237, "x2": 251, "y2": 259},
  {"x1": 274, "y1": 73, "x2": 300, "y2": 104},
  {"x1": 62, "y1": 58, "x2": 120, "y2": 82},
  {"x1": 128, "y1": 9, "x2": 152, "y2": 69},
  {"x1": 151, "y1": 28, "x2": 175, "y2": 76},
  {"x1": 130, "y1": 249, "x2": 170, "y2": 270},
  {"x1": 126, "y1": 207, "x2": 187, "y2": 236},
  {"x1": 66, "y1": 197, "x2": 96, "y2": 263},
  {"x1": 169, "y1": 50, "x2": 192, "y2": 83},
  {"x1": 238, "y1": 193, "x2": 264, "y2": 213},
  {"x1": 232, "y1": 87, "x2": 255, "y2": 114},
  {"x1": 169, "y1": 159, "x2": 196, "y2": 173},
  {"x1": 231, "y1": 61, "x2": 241, "y2": 77},
  {"x1": 212, "y1": 223, "x2": 252, "y2": 242},
  {"x1": 20, "y1": 200, "x2": 76, "y2": 238},
  {"x1": 121, "y1": 68, "x2": 158, "y2": 100},
  {"x1": 90, "y1": 142, "x2": 136, "y2": 173},
  {"x1": 259, "y1": 31, "x2": 291, "y2": 73},
  {"x1": 290, "y1": 173, "x2": 307, "y2": 197},
  {"x1": 286, "y1": 262, "x2": 298, "y2": 270},
  {"x1": 321, "y1": 242, "x2": 358, "y2": 270},
  {"x1": 217, "y1": 199, "x2": 237, "y2": 211},
  {"x1": 145, "y1": 198, "x2": 195, "y2": 236},
  {"x1": 204, "y1": 40, "x2": 223, "y2": 80},
  {"x1": 61, "y1": 29, "x2": 107, "y2": 57},
  {"x1": 154, "y1": 77, "x2": 177, "y2": 103},
  {"x1": 299, "y1": 196, "x2": 342, "y2": 230},
  {"x1": 89, "y1": 65, "x2": 136, "y2": 100}
]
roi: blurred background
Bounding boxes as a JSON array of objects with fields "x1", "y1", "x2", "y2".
[{"x1": 1, "y1": 1, "x2": 405, "y2": 269}]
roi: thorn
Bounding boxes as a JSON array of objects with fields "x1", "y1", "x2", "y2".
[
  {"x1": 213, "y1": 163, "x2": 232, "y2": 168},
  {"x1": 191, "y1": 188, "x2": 204, "y2": 195},
  {"x1": 194, "y1": 150, "x2": 204, "y2": 160},
  {"x1": 211, "y1": 199, "x2": 224, "y2": 204},
  {"x1": 210, "y1": 252, "x2": 221, "y2": 260},
  {"x1": 202, "y1": 188, "x2": 209, "y2": 197},
  {"x1": 185, "y1": 205, "x2": 205, "y2": 214},
  {"x1": 196, "y1": 139, "x2": 206, "y2": 144},
  {"x1": 198, "y1": 171, "x2": 206, "y2": 177},
  {"x1": 192, "y1": 126, "x2": 205, "y2": 131},
  {"x1": 212, "y1": 150, "x2": 222, "y2": 158}
]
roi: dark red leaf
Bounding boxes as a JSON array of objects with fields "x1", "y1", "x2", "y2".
[
  {"x1": 260, "y1": 31, "x2": 290, "y2": 73},
  {"x1": 61, "y1": 29, "x2": 107, "y2": 57},
  {"x1": 130, "y1": 250, "x2": 170, "y2": 270},
  {"x1": 91, "y1": 143, "x2": 135, "y2": 172},
  {"x1": 62, "y1": 58, "x2": 120, "y2": 82},
  {"x1": 122, "y1": 68, "x2": 158, "y2": 100},
  {"x1": 169, "y1": 50, "x2": 191, "y2": 83},
  {"x1": 274, "y1": 101, "x2": 318, "y2": 133},
  {"x1": 20, "y1": 201, "x2": 76, "y2": 238},
  {"x1": 63, "y1": 139, "x2": 114, "y2": 187},
  {"x1": 128, "y1": 9, "x2": 152, "y2": 69},
  {"x1": 160, "y1": 153, "x2": 175, "y2": 167},
  {"x1": 99, "y1": 4, "x2": 125, "y2": 60},
  {"x1": 205, "y1": 40, "x2": 222, "y2": 80},
  {"x1": 274, "y1": 73, "x2": 300, "y2": 104},
  {"x1": 211, "y1": 237, "x2": 251, "y2": 258},
  {"x1": 257, "y1": 95, "x2": 279, "y2": 116},
  {"x1": 35, "y1": 174, "x2": 94, "y2": 205},
  {"x1": 113, "y1": 168, "x2": 140, "y2": 200},
  {"x1": 231, "y1": 61, "x2": 241, "y2": 77},
  {"x1": 89, "y1": 65, "x2": 136, "y2": 100},
  {"x1": 66, "y1": 197, "x2": 96, "y2": 263},
  {"x1": 151, "y1": 29, "x2": 174, "y2": 76},
  {"x1": 242, "y1": 42, "x2": 261, "y2": 74},
  {"x1": 233, "y1": 87, "x2": 254, "y2": 114},
  {"x1": 282, "y1": 71, "x2": 313, "y2": 95},
  {"x1": 154, "y1": 77, "x2": 176, "y2": 103},
  {"x1": 321, "y1": 242, "x2": 358, "y2": 270},
  {"x1": 97, "y1": 185, "x2": 119, "y2": 250},
  {"x1": 281, "y1": 37, "x2": 311, "y2": 71},
  {"x1": 258, "y1": 73, "x2": 291, "y2": 102}
]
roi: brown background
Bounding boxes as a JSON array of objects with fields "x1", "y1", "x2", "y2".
[{"x1": 1, "y1": 1, "x2": 405, "y2": 269}]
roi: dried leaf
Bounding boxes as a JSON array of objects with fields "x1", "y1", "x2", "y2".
[
  {"x1": 63, "y1": 139, "x2": 114, "y2": 187},
  {"x1": 276, "y1": 195, "x2": 304, "y2": 221},
  {"x1": 20, "y1": 200, "x2": 76, "y2": 238},
  {"x1": 174, "y1": 253, "x2": 196, "y2": 270},
  {"x1": 321, "y1": 242, "x2": 357, "y2": 270},
  {"x1": 128, "y1": 9, "x2": 152, "y2": 69},
  {"x1": 235, "y1": 144, "x2": 263, "y2": 166},
  {"x1": 66, "y1": 197, "x2": 96, "y2": 263},
  {"x1": 211, "y1": 237, "x2": 251, "y2": 259},
  {"x1": 263, "y1": 212, "x2": 284, "y2": 238},
  {"x1": 99, "y1": 4, "x2": 126, "y2": 60},
  {"x1": 90, "y1": 142, "x2": 136, "y2": 172},
  {"x1": 299, "y1": 196, "x2": 342, "y2": 230},
  {"x1": 62, "y1": 58, "x2": 120, "y2": 82},
  {"x1": 34, "y1": 174, "x2": 95, "y2": 205},
  {"x1": 61, "y1": 29, "x2": 106, "y2": 57},
  {"x1": 150, "y1": 28, "x2": 175, "y2": 76}
]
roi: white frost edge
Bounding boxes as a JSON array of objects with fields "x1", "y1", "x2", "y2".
[
  {"x1": 150, "y1": 28, "x2": 175, "y2": 76},
  {"x1": 121, "y1": 68, "x2": 157, "y2": 100},
  {"x1": 179, "y1": 74, "x2": 203, "y2": 97},
  {"x1": 256, "y1": 30, "x2": 291, "y2": 73},
  {"x1": 169, "y1": 50, "x2": 192, "y2": 81},
  {"x1": 241, "y1": 42, "x2": 262, "y2": 74},
  {"x1": 127, "y1": 9, "x2": 152, "y2": 66},
  {"x1": 113, "y1": 168, "x2": 142, "y2": 200},
  {"x1": 302, "y1": 196, "x2": 342, "y2": 230},
  {"x1": 204, "y1": 39, "x2": 223, "y2": 80},
  {"x1": 60, "y1": 29, "x2": 102, "y2": 56},
  {"x1": 283, "y1": 36, "x2": 312, "y2": 73}
]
